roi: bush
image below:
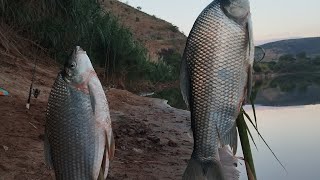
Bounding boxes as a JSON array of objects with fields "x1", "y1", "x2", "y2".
[
  {"x1": 313, "y1": 56, "x2": 320, "y2": 65},
  {"x1": 157, "y1": 48, "x2": 182, "y2": 80},
  {"x1": 169, "y1": 25, "x2": 179, "y2": 33},
  {"x1": 279, "y1": 54, "x2": 295, "y2": 62}
]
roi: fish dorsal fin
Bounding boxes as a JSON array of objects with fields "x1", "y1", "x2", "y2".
[
  {"x1": 246, "y1": 13, "x2": 254, "y2": 64},
  {"x1": 246, "y1": 14, "x2": 254, "y2": 102}
]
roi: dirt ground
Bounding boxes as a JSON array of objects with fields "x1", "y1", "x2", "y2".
[{"x1": 0, "y1": 54, "x2": 193, "y2": 179}]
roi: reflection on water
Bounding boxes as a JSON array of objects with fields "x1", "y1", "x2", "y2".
[
  {"x1": 152, "y1": 74, "x2": 320, "y2": 108},
  {"x1": 238, "y1": 105, "x2": 320, "y2": 180},
  {"x1": 252, "y1": 74, "x2": 320, "y2": 106}
]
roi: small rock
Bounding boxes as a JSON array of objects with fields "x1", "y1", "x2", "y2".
[
  {"x1": 3, "y1": 145, "x2": 9, "y2": 151},
  {"x1": 128, "y1": 129, "x2": 135, "y2": 135},
  {"x1": 38, "y1": 134, "x2": 44, "y2": 141},
  {"x1": 167, "y1": 140, "x2": 178, "y2": 147},
  {"x1": 136, "y1": 138, "x2": 145, "y2": 143},
  {"x1": 147, "y1": 136, "x2": 160, "y2": 144},
  {"x1": 137, "y1": 129, "x2": 146, "y2": 135},
  {"x1": 132, "y1": 148, "x2": 143, "y2": 154}
]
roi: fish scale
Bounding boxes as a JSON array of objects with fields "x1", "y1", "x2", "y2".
[
  {"x1": 184, "y1": 0, "x2": 249, "y2": 163},
  {"x1": 46, "y1": 73, "x2": 96, "y2": 180}
]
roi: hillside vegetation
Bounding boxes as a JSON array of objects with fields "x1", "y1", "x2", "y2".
[
  {"x1": 254, "y1": 52, "x2": 320, "y2": 74},
  {"x1": 261, "y1": 37, "x2": 320, "y2": 61},
  {"x1": 0, "y1": 0, "x2": 182, "y2": 91},
  {"x1": 100, "y1": 0, "x2": 187, "y2": 61}
]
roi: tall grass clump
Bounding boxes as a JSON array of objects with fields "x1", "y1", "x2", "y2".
[{"x1": 0, "y1": 0, "x2": 176, "y2": 86}]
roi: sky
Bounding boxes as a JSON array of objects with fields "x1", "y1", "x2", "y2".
[{"x1": 120, "y1": 0, "x2": 320, "y2": 44}]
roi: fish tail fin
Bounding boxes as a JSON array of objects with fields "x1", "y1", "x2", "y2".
[
  {"x1": 182, "y1": 157, "x2": 225, "y2": 180},
  {"x1": 183, "y1": 148, "x2": 239, "y2": 180}
]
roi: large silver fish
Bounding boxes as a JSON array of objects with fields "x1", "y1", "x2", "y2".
[
  {"x1": 180, "y1": 0, "x2": 254, "y2": 179},
  {"x1": 44, "y1": 46, "x2": 115, "y2": 180}
]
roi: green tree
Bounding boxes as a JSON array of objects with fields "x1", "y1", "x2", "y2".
[
  {"x1": 157, "y1": 48, "x2": 182, "y2": 79},
  {"x1": 279, "y1": 54, "x2": 295, "y2": 62},
  {"x1": 313, "y1": 56, "x2": 320, "y2": 65},
  {"x1": 296, "y1": 52, "x2": 307, "y2": 59}
]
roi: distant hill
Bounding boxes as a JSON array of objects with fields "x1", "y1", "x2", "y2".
[
  {"x1": 100, "y1": 0, "x2": 187, "y2": 61},
  {"x1": 261, "y1": 37, "x2": 320, "y2": 61}
]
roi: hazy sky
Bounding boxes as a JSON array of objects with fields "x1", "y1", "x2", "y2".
[{"x1": 122, "y1": 0, "x2": 319, "y2": 44}]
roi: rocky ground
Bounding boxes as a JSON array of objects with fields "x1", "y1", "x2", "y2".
[{"x1": 0, "y1": 54, "x2": 193, "y2": 180}]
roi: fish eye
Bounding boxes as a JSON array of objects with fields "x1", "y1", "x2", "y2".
[{"x1": 70, "y1": 62, "x2": 77, "y2": 69}]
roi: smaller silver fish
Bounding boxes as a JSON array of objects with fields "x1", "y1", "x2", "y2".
[{"x1": 44, "y1": 46, "x2": 115, "y2": 180}]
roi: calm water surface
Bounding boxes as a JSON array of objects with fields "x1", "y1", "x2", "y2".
[
  {"x1": 151, "y1": 74, "x2": 320, "y2": 180},
  {"x1": 238, "y1": 105, "x2": 320, "y2": 180}
]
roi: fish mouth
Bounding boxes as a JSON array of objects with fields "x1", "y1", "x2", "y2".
[
  {"x1": 61, "y1": 71, "x2": 72, "y2": 83},
  {"x1": 75, "y1": 46, "x2": 86, "y2": 55},
  {"x1": 63, "y1": 76, "x2": 71, "y2": 83},
  {"x1": 222, "y1": 0, "x2": 250, "y2": 20}
]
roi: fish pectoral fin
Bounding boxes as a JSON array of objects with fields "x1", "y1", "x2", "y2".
[
  {"x1": 99, "y1": 129, "x2": 115, "y2": 179},
  {"x1": 180, "y1": 55, "x2": 191, "y2": 109},
  {"x1": 89, "y1": 89, "x2": 96, "y2": 113},
  {"x1": 97, "y1": 167, "x2": 105, "y2": 180},
  {"x1": 105, "y1": 130, "x2": 115, "y2": 160},
  {"x1": 44, "y1": 133, "x2": 53, "y2": 169},
  {"x1": 187, "y1": 128, "x2": 193, "y2": 139},
  {"x1": 221, "y1": 125, "x2": 238, "y2": 155}
]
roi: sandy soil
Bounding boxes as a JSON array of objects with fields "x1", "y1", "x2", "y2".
[{"x1": 0, "y1": 55, "x2": 193, "y2": 179}]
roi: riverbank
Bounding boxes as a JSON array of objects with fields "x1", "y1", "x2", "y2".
[{"x1": 0, "y1": 54, "x2": 193, "y2": 179}]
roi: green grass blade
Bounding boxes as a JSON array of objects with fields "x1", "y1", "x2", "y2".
[
  {"x1": 250, "y1": 96, "x2": 258, "y2": 128},
  {"x1": 242, "y1": 109, "x2": 288, "y2": 173},
  {"x1": 242, "y1": 115, "x2": 258, "y2": 151},
  {"x1": 237, "y1": 113, "x2": 257, "y2": 180}
]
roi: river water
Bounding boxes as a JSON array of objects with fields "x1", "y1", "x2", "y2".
[
  {"x1": 152, "y1": 74, "x2": 320, "y2": 180},
  {"x1": 238, "y1": 104, "x2": 320, "y2": 180}
]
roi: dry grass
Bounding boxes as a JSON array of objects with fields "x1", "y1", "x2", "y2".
[
  {"x1": 0, "y1": 21, "x2": 48, "y2": 64},
  {"x1": 100, "y1": 0, "x2": 187, "y2": 61}
]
